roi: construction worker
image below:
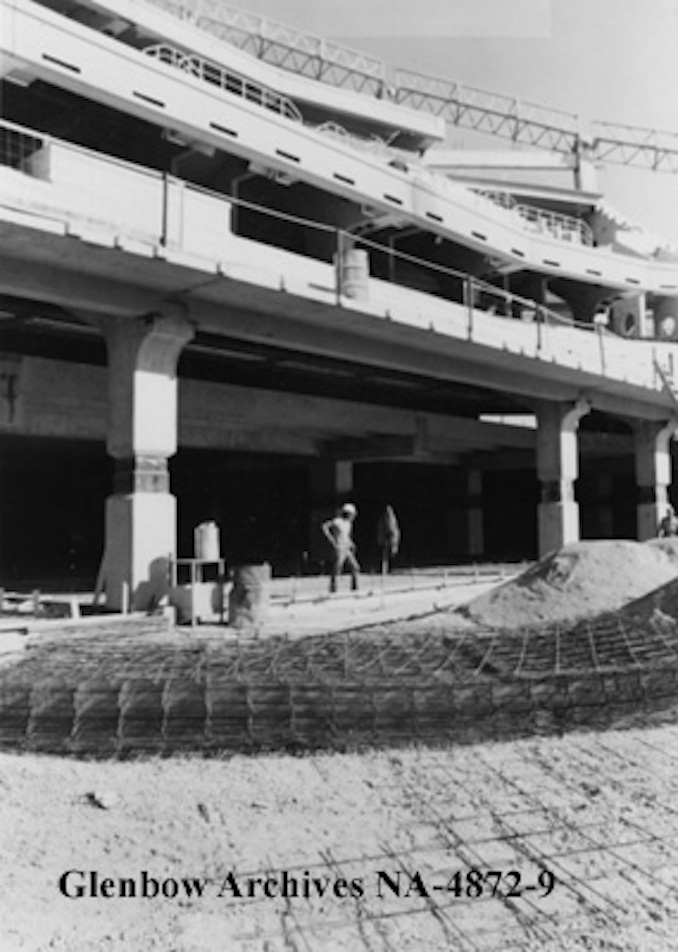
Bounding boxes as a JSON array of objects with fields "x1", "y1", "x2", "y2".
[
  {"x1": 657, "y1": 505, "x2": 678, "y2": 537},
  {"x1": 322, "y1": 503, "x2": 360, "y2": 593},
  {"x1": 377, "y1": 504, "x2": 401, "y2": 575}
]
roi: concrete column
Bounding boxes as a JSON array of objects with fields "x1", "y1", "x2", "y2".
[
  {"x1": 309, "y1": 460, "x2": 354, "y2": 564},
  {"x1": 467, "y1": 469, "x2": 484, "y2": 557},
  {"x1": 634, "y1": 419, "x2": 678, "y2": 541},
  {"x1": 536, "y1": 399, "x2": 590, "y2": 556},
  {"x1": 573, "y1": 144, "x2": 599, "y2": 193},
  {"x1": 102, "y1": 303, "x2": 194, "y2": 610}
]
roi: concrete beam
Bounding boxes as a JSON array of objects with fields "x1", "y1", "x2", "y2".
[
  {"x1": 321, "y1": 434, "x2": 417, "y2": 461},
  {"x1": 424, "y1": 150, "x2": 577, "y2": 171},
  {"x1": 0, "y1": 252, "x2": 176, "y2": 316},
  {"x1": 1, "y1": 246, "x2": 674, "y2": 423},
  {"x1": 180, "y1": 380, "x2": 537, "y2": 452}
]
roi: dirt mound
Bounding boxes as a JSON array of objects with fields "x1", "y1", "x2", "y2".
[
  {"x1": 646, "y1": 535, "x2": 678, "y2": 563},
  {"x1": 464, "y1": 539, "x2": 678, "y2": 629}
]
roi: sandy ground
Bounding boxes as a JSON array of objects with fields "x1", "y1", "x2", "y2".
[
  {"x1": 2, "y1": 720, "x2": 678, "y2": 952},
  {"x1": 3, "y1": 553, "x2": 678, "y2": 950}
]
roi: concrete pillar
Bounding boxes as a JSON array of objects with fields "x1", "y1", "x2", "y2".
[
  {"x1": 634, "y1": 419, "x2": 678, "y2": 541},
  {"x1": 467, "y1": 469, "x2": 484, "y2": 557},
  {"x1": 309, "y1": 460, "x2": 354, "y2": 564},
  {"x1": 536, "y1": 399, "x2": 590, "y2": 556},
  {"x1": 573, "y1": 145, "x2": 599, "y2": 193},
  {"x1": 102, "y1": 303, "x2": 194, "y2": 610}
]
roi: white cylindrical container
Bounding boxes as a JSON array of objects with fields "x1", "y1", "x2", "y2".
[
  {"x1": 194, "y1": 521, "x2": 220, "y2": 561},
  {"x1": 338, "y1": 248, "x2": 369, "y2": 300}
]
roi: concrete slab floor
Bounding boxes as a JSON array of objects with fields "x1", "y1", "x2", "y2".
[{"x1": 0, "y1": 568, "x2": 506, "y2": 638}]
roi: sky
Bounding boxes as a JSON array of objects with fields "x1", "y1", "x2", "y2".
[{"x1": 219, "y1": 0, "x2": 678, "y2": 243}]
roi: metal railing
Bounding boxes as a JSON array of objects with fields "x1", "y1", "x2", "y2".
[
  {"x1": 0, "y1": 118, "x2": 594, "y2": 261},
  {"x1": 0, "y1": 118, "x2": 588, "y2": 334},
  {"x1": 129, "y1": 1, "x2": 678, "y2": 174},
  {"x1": 141, "y1": 37, "x2": 429, "y2": 174},
  {"x1": 143, "y1": 44, "x2": 420, "y2": 166},
  {"x1": 475, "y1": 189, "x2": 594, "y2": 246},
  {"x1": 475, "y1": 189, "x2": 514, "y2": 210},
  {"x1": 337, "y1": 222, "x2": 611, "y2": 350},
  {"x1": 313, "y1": 121, "x2": 413, "y2": 163},
  {"x1": 2, "y1": 115, "x2": 675, "y2": 399},
  {"x1": 0, "y1": 125, "x2": 47, "y2": 176},
  {"x1": 0, "y1": 121, "x2": 630, "y2": 336},
  {"x1": 517, "y1": 205, "x2": 594, "y2": 246},
  {"x1": 142, "y1": 0, "x2": 386, "y2": 95},
  {"x1": 138, "y1": 47, "x2": 598, "y2": 252},
  {"x1": 143, "y1": 43, "x2": 303, "y2": 122}
]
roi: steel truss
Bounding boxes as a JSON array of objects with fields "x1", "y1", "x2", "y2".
[{"x1": 142, "y1": 0, "x2": 678, "y2": 173}]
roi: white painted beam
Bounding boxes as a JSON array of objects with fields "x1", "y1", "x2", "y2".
[{"x1": 424, "y1": 149, "x2": 577, "y2": 171}]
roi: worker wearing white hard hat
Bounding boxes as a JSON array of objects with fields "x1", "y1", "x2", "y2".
[
  {"x1": 322, "y1": 503, "x2": 360, "y2": 593},
  {"x1": 658, "y1": 504, "x2": 678, "y2": 538}
]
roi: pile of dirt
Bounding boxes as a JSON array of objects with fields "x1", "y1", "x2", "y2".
[{"x1": 463, "y1": 538, "x2": 678, "y2": 629}]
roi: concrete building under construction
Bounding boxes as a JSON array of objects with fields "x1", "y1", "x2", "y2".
[{"x1": 2, "y1": 0, "x2": 678, "y2": 608}]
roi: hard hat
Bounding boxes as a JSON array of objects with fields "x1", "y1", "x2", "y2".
[{"x1": 341, "y1": 503, "x2": 357, "y2": 516}]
